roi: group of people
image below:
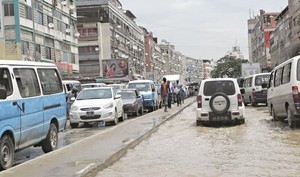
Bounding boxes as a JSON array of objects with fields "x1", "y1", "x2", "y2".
[{"x1": 160, "y1": 77, "x2": 186, "y2": 112}]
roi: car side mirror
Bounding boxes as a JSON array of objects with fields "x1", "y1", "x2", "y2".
[
  {"x1": 240, "y1": 88, "x2": 245, "y2": 94},
  {"x1": 137, "y1": 95, "x2": 141, "y2": 98},
  {"x1": 0, "y1": 87, "x2": 7, "y2": 99},
  {"x1": 261, "y1": 83, "x2": 267, "y2": 88}
]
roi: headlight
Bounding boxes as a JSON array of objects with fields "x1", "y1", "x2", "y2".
[
  {"x1": 70, "y1": 105, "x2": 78, "y2": 111},
  {"x1": 103, "y1": 103, "x2": 113, "y2": 109},
  {"x1": 143, "y1": 95, "x2": 152, "y2": 99}
]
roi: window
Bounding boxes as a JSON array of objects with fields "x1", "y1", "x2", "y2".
[
  {"x1": 274, "y1": 68, "x2": 283, "y2": 87},
  {"x1": 45, "y1": 47, "x2": 52, "y2": 59},
  {"x1": 204, "y1": 81, "x2": 235, "y2": 96},
  {"x1": 13, "y1": 68, "x2": 41, "y2": 98},
  {"x1": 47, "y1": 16, "x2": 53, "y2": 24},
  {"x1": 35, "y1": 44, "x2": 41, "y2": 54},
  {"x1": 4, "y1": 3, "x2": 14, "y2": 16},
  {"x1": 37, "y1": 11, "x2": 43, "y2": 25},
  {"x1": 37, "y1": 69, "x2": 63, "y2": 94},
  {"x1": 282, "y1": 63, "x2": 291, "y2": 84},
  {"x1": 269, "y1": 72, "x2": 274, "y2": 87},
  {"x1": 0, "y1": 68, "x2": 13, "y2": 97},
  {"x1": 25, "y1": 6, "x2": 33, "y2": 20},
  {"x1": 22, "y1": 41, "x2": 29, "y2": 55}
]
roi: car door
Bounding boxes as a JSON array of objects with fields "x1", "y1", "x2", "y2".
[
  {"x1": 114, "y1": 88, "x2": 123, "y2": 115},
  {"x1": 14, "y1": 68, "x2": 44, "y2": 149},
  {"x1": 135, "y1": 90, "x2": 143, "y2": 109}
]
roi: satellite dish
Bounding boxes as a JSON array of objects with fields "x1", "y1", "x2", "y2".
[
  {"x1": 61, "y1": 1, "x2": 67, "y2": 5},
  {"x1": 48, "y1": 23, "x2": 54, "y2": 28},
  {"x1": 74, "y1": 32, "x2": 80, "y2": 38}
]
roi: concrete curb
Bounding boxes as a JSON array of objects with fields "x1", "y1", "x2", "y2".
[{"x1": 81, "y1": 99, "x2": 196, "y2": 177}]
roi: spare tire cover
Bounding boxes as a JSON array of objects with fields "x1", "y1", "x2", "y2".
[{"x1": 209, "y1": 92, "x2": 230, "y2": 115}]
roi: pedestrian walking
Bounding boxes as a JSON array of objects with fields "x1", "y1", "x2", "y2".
[
  {"x1": 160, "y1": 77, "x2": 170, "y2": 112},
  {"x1": 167, "y1": 80, "x2": 173, "y2": 109},
  {"x1": 174, "y1": 80, "x2": 181, "y2": 106}
]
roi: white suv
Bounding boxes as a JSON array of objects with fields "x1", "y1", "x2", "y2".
[{"x1": 196, "y1": 78, "x2": 245, "y2": 126}]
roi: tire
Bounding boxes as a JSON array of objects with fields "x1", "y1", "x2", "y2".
[
  {"x1": 110, "y1": 109, "x2": 118, "y2": 125},
  {"x1": 272, "y1": 106, "x2": 278, "y2": 121},
  {"x1": 134, "y1": 107, "x2": 139, "y2": 116},
  {"x1": 70, "y1": 123, "x2": 79, "y2": 128},
  {"x1": 287, "y1": 106, "x2": 295, "y2": 128},
  {"x1": 196, "y1": 120, "x2": 202, "y2": 126},
  {"x1": 119, "y1": 109, "x2": 125, "y2": 121},
  {"x1": 209, "y1": 92, "x2": 230, "y2": 115},
  {"x1": 42, "y1": 123, "x2": 58, "y2": 153},
  {"x1": 0, "y1": 135, "x2": 14, "y2": 170}
]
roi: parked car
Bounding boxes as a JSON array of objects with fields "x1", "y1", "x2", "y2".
[
  {"x1": 69, "y1": 87, "x2": 125, "y2": 128},
  {"x1": 127, "y1": 80, "x2": 159, "y2": 111},
  {"x1": 117, "y1": 89, "x2": 144, "y2": 116},
  {"x1": 109, "y1": 83, "x2": 127, "y2": 92},
  {"x1": 196, "y1": 78, "x2": 245, "y2": 126},
  {"x1": 242, "y1": 73, "x2": 270, "y2": 106},
  {"x1": 0, "y1": 61, "x2": 66, "y2": 170},
  {"x1": 267, "y1": 55, "x2": 300, "y2": 127},
  {"x1": 81, "y1": 83, "x2": 107, "y2": 89}
]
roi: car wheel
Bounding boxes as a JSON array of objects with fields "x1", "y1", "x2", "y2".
[
  {"x1": 272, "y1": 106, "x2": 278, "y2": 121},
  {"x1": 209, "y1": 92, "x2": 230, "y2": 115},
  {"x1": 196, "y1": 120, "x2": 202, "y2": 126},
  {"x1": 70, "y1": 123, "x2": 79, "y2": 128},
  {"x1": 0, "y1": 135, "x2": 14, "y2": 170},
  {"x1": 287, "y1": 105, "x2": 295, "y2": 128},
  {"x1": 42, "y1": 123, "x2": 58, "y2": 153},
  {"x1": 111, "y1": 109, "x2": 118, "y2": 125},
  {"x1": 120, "y1": 109, "x2": 126, "y2": 121},
  {"x1": 134, "y1": 107, "x2": 139, "y2": 116}
]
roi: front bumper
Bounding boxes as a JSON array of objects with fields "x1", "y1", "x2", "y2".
[
  {"x1": 143, "y1": 99, "x2": 154, "y2": 107},
  {"x1": 70, "y1": 107, "x2": 115, "y2": 123},
  {"x1": 123, "y1": 104, "x2": 137, "y2": 113}
]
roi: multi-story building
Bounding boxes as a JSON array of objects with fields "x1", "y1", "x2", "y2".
[
  {"x1": 288, "y1": 0, "x2": 300, "y2": 58},
  {"x1": 249, "y1": 10, "x2": 279, "y2": 72},
  {"x1": 226, "y1": 45, "x2": 245, "y2": 59},
  {"x1": 270, "y1": 6, "x2": 290, "y2": 68},
  {"x1": 202, "y1": 59, "x2": 214, "y2": 80},
  {"x1": 248, "y1": 17, "x2": 259, "y2": 62},
  {"x1": 76, "y1": 0, "x2": 145, "y2": 79},
  {"x1": 160, "y1": 40, "x2": 181, "y2": 76},
  {"x1": 0, "y1": 0, "x2": 79, "y2": 75},
  {"x1": 186, "y1": 57, "x2": 202, "y2": 83}
]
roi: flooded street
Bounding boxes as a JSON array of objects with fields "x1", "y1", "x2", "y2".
[{"x1": 97, "y1": 103, "x2": 300, "y2": 177}]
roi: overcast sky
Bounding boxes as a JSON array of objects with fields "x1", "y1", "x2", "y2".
[{"x1": 122, "y1": 0, "x2": 288, "y2": 60}]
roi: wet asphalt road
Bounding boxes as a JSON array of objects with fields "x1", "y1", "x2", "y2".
[{"x1": 96, "y1": 103, "x2": 300, "y2": 177}]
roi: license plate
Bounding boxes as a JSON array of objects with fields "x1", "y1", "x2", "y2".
[
  {"x1": 211, "y1": 116, "x2": 228, "y2": 121},
  {"x1": 86, "y1": 111, "x2": 94, "y2": 117}
]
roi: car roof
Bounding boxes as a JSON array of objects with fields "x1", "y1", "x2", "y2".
[
  {"x1": 81, "y1": 87, "x2": 111, "y2": 90},
  {"x1": 128, "y1": 80, "x2": 153, "y2": 83},
  {"x1": 118, "y1": 88, "x2": 137, "y2": 92},
  {"x1": 62, "y1": 80, "x2": 81, "y2": 84},
  {"x1": 203, "y1": 78, "x2": 237, "y2": 82},
  {"x1": 82, "y1": 83, "x2": 107, "y2": 86}
]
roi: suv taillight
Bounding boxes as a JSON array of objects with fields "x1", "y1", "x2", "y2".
[
  {"x1": 292, "y1": 86, "x2": 299, "y2": 102},
  {"x1": 197, "y1": 95, "x2": 202, "y2": 108},
  {"x1": 237, "y1": 94, "x2": 242, "y2": 107}
]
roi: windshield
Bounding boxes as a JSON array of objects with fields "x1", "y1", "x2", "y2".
[
  {"x1": 204, "y1": 81, "x2": 235, "y2": 96},
  {"x1": 118, "y1": 91, "x2": 136, "y2": 99},
  {"x1": 77, "y1": 89, "x2": 112, "y2": 100},
  {"x1": 128, "y1": 83, "x2": 151, "y2": 92},
  {"x1": 255, "y1": 74, "x2": 270, "y2": 86}
]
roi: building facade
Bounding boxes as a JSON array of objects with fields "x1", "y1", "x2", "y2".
[
  {"x1": 186, "y1": 57, "x2": 202, "y2": 83},
  {"x1": 77, "y1": 0, "x2": 145, "y2": 79},
  {"x1": 249, "y1": 10, "x2": 279, "y2": 72},
  {"x1": 0, "y1": 0, "x2": 79, "y2": 75},
  {"x1": 226, "y1": 45, "x2": 245, "y2": 59}
]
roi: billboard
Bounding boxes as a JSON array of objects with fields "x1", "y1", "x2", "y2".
[
  {"x1": 241, "y1": 63, "x2": 261, "y2": 77},
  {"x1": 102, "y1": 58, "x2": 129, "y2": 80}
]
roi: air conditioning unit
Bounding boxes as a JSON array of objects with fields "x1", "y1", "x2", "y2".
[
  {"x1": 48, "y1": 23, "x2": 54, "y2": 29},
  {"x1": 74, "y1": 32, "x2": 80, "y2": 38}
]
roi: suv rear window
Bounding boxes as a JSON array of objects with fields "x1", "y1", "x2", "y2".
[{"x1": 203, "y1": 81, "x2": 235, "y2": 96}]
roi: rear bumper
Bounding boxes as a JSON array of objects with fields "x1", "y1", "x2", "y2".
[{"x1": 196, "y1": 108, "x2": 244, "y2": 122}]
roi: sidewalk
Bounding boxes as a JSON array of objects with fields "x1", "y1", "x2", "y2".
[{"x1": 1, "y1": 97, "x2": 196, "y2": 177}]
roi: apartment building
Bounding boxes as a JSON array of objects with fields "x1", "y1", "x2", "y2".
[
  {"x1": 76, "y1": 0, "x2": 145, "y2": 78},
  {"x1": 0, "y1": 0, "x2": 79, "y2": 75}
]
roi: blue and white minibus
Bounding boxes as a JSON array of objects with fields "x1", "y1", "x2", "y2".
[{"x1": 0, "y1": 60, "x2": 66, "y2": 170}]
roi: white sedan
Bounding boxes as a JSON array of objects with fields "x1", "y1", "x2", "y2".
[{"x1": 69, "y1": 87, "x2": 125, "y2": 128}]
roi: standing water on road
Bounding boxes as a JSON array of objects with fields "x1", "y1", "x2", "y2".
[{"x1": 97, "y1": 103, "x2": 300, "y2": 177}]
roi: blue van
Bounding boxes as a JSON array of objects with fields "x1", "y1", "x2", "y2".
[
  {"x1": 127, "y1": 80, "x2": 159, "y2": 112},
  {"x1": 0, "y1": 60, "x2": 66, "y2": 170}
]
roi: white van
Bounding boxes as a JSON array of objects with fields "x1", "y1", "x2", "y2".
[
  {"x1": 267, "y1": 55, "x2": 300, "y2": 128},
  {"x1": 242, "y1": 73, "x2": 270, "y2": 106},
  {"x1": 0, "y1": 60, "x2": 66, "y2": 170}
]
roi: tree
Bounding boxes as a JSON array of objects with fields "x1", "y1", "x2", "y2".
[{"x1": 211, "y1": 56, "x2": 248, "y2": 78}]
